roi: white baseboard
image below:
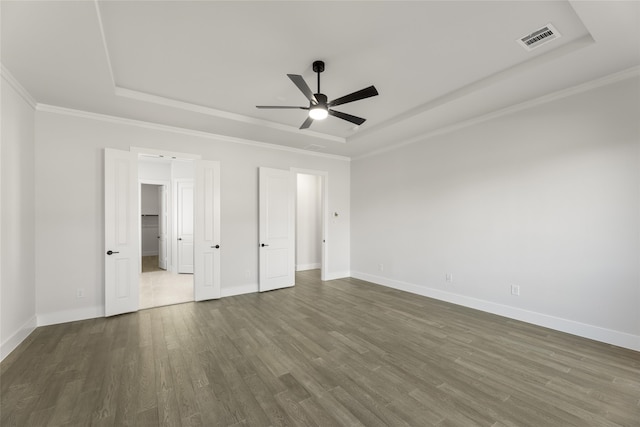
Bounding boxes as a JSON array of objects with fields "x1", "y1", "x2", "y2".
[
  {"x1": 37, "y1": 306, "x2": 105, "y2": 327},
  {"x1": 351, "y1": 271, "x2": 640, "y2": 352},
  {"x1": 1, "y1": 315, "x2": 37, "y2": 362},
  {"x1": 296, "y1": 263, "x2": 321, "y2": 271},
  {"x1": 221, "y1": 284, "x2": 259, "y2": 298}
]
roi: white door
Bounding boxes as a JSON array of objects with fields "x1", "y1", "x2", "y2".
[
  {"x1": 177, "y1": 181, "x2": 194, "y2": 273},
  {"x1": 259, "y1": 167, "x2": 295, "y2": 292},
  {"x1": 194, "y1": 160, "x2": 221, "y2": 301},
  {"x1": 158, "y1": 185, "x2": 168, "y2": 270},
  {"x1": 104, "y1": 148, "x2": 139, "y2": 316}
]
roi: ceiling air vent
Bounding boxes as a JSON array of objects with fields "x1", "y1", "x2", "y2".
[{"x1": 517, "y1": 23, "x2": 561, "y2": 51}]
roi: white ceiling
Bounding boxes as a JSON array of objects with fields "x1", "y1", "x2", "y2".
[{"x1": 2, "y1": 1, "x2": 639, "y2": 158}]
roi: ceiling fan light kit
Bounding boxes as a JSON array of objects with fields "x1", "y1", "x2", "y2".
[
  {"x1": 256, "y1": 60, "x2": 379, "y2": 130},
  {"x1": 309, "y1": 105, "x2": 329, "y2": 120}
]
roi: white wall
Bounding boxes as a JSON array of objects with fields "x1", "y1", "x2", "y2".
[
  {"x1": 351, "y1": 75, "x2": 640, "y2": 350},
  {"x1": 172, "y1": 160, "x2": 194, "y2": 180},
  {"x1": 1, "y1": 73, "x2": 37, "y2": 360},
  {"x1": 139, "y1": 159, "x2": 171, "y2": 182},
  {"x1": 296, "y1": 173, "x2": 322, "y2": 271},
  {"x1": 34, "y1": 110, "x2": 350, "y2": 324},
  {"x1": 141, "y1": 183, "x2": 160, "y2": 215}
]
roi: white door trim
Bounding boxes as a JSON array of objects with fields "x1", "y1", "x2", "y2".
[
  {"x1": 132, "y1": 147, "x2": 202, "y2": 161},
  {"x1": 291, "y1": 168, "x2": 329, "y2": 282}
]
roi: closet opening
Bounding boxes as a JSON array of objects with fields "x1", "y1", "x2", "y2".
[
  {"x1": 295, "y1": 171, "x2": 327, "y2": 280},
  {"x1": 141, "y1": 184, "x2": 165, "y2": 272},
  {"x1": 138, "y1": 156, "x2": 195, "y2": 309}
]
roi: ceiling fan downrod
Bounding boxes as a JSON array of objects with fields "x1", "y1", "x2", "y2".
[{"x1": 313, "y1": 60, "x2": 325, "y2": 96}]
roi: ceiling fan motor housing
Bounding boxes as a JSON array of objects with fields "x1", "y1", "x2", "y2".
[{"x1": 313, "y1": 93, "x2": 328, "y2": 106}]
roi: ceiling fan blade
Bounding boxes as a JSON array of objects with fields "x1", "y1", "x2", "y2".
[
  {"x1": 299, "y1": 116, "x2": 314, "y2": 129},
  {"x1": 288, "y1": 74, "x2": 318, "y2": 104},
  {"x1": 256, "y1": 106, "x2": 307, "y2": 109},
  {"x1": 328, "y1": 85, "x2": 378, "y2": 107},
  {"x1": 329, "y1": 109, "x2": 366, "y2": 126}
]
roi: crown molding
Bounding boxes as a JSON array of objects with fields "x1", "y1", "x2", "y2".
[
  {"x1": 114, "y1": 86, "x2": 346, "y2": 144},
  {"x1": 1, "y1": 64, "x2": 37, "y2": 109},
  {"x1": 36, "y1": 104, "x2": 351, "y2": 162},
  {"x1": 354, "y1": 65, "x2": 640, "y2": 161}
]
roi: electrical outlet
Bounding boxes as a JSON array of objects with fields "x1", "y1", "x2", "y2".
[
  {"x1": 76, "y1": 288, "x2": 84, "y2": 298},
  {"x1": 445, "y1": 273, "x2": 453, "y2": 283},
  {"x1": 511, "y1": 285, "x2": 520, "y2": 296},
  {"x1": 379, "y1": 263, "x2": 384, "y2": 272}
]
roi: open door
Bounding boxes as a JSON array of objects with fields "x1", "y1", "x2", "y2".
[
  {"x1": 194, "y1": 160, "x2": 221, "y2": 301},
  {"x1": 177, "y1": 181, "x2": 194, "y2": 273},
  {"x1": 259, "y1": 167, "x2": 295, "y2": 292},
  {"x1": 104, "y1": 148, "x2": 139, "y2": 316}
]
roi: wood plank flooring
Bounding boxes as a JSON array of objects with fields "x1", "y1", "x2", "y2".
[{"x1": 2, "y1": 270, "x2": 639, "y2": 426}]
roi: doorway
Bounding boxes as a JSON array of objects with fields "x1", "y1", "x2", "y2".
[
  {"x1": 140, "y1": 183, "x2": 167, "y2": 272},
  {"x1": 105, "y1": 148, "x2": 221, "y2": 317},
  {"x1": 296, "y1": 173, "x2": 323, "y2": 275},
  {"x1": 138, "y1": 158, "x2": 195, "y2": 310},
  {"x1": 293, "y1": 168, "x2": 328, "y2": 281},
  {"x1": 258, "y1": 168, "x2": 328, "y2": 292}
]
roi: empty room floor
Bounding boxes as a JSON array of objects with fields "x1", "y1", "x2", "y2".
[
  {"x1": 140, "y1": 255, "x2": 193, "y2": 309},
  {"x1": 1, "y1": 270, "x2": 639, "y2": 426}
]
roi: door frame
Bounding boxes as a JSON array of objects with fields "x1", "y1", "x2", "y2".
[
  {"x1": 291, "y1": 168, "x2": 329, "y2": 282},
  {"x1": 138, "y1": 179, "x2": 171, "y2": 273}
]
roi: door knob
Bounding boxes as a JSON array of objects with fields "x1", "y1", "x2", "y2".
[
  {"x1": 106, "y1": 250, "x2": 119, "y2": 255},
  {"x1": 211, "y1": 245, "x2": 220, "y2": 249},
  {"x1": 261, "y1": 243, "x2": 269, "y2": 247},
  {"x1": 178, "y1": 238, "x2": 182, "y2": 241}
]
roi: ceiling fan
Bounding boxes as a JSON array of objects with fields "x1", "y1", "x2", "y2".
[{"x1": 256, "y1": 60, "x2": 379, "y2": 130}]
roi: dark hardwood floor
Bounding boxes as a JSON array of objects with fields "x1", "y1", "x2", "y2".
[{"x1": 2, "y1": 270, "x2": 639, "y2": 426}]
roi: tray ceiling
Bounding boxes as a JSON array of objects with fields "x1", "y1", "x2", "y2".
[{"x1": 2, "y1": 1, "x2": 639, "y2": 158}]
